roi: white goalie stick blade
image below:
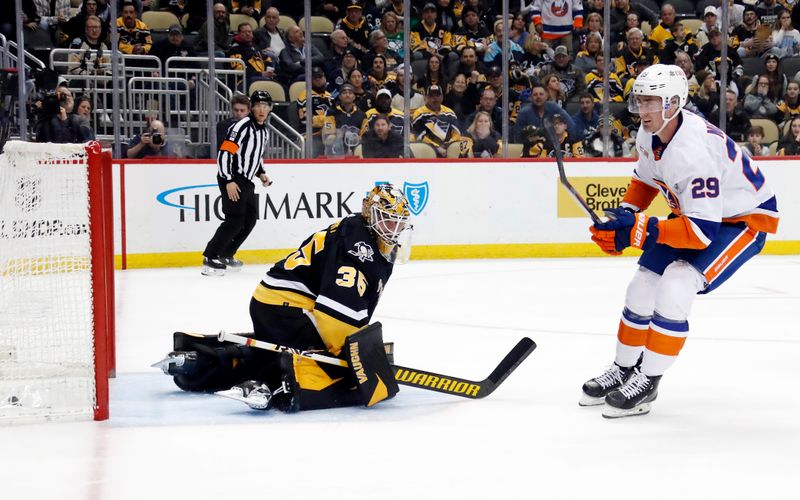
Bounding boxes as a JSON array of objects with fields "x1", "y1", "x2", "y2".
[
  {"x1": 601, "y1": 402, "x2": 652, "y2": 419},
  {"x1": 543, "y1": 118, "x2": 602, "y2": 224}
]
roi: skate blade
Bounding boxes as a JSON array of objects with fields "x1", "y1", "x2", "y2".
[
  {"x1": 601, "y1": 402, "x2": 651, "y2": 419},
  {"x1": 578, "y1": 394, "x2": 606, "y2": 407},
  {"x1": 214, "y1": 388, "x2": 270, "y2": 410},
  {"x1": 201, "y1": 266, "x2": 226, "y2": 277},
  {"x1": 226, "y1": 266, "x2": 242, "y2": 273}
]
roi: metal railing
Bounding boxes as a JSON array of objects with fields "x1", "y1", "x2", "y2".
[
  {"x1": 126, "y1": 76, "x2": 192, "y2": 140},
  {"x1": 265, "y1": 113, "x2": 304, "y2": 159}
]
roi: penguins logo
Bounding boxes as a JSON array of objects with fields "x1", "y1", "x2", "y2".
[{"x1": 348, "y1": 241, "x2": 375, "y2": 262}]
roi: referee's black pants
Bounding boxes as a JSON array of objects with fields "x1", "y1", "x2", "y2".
[{"x1": 203, "y1": 176, "x2": 258, "y2": 259}]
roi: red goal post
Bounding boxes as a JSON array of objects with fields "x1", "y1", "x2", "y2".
[{"x1": 0, "y1": 141, "x2": 114, "y2": 423}]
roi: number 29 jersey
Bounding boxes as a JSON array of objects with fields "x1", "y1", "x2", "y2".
[
  {"x1": 252, "y1": 215, "x2": 394, "y2": 354},
  {"x1": 624, "y1": 110, "x2": 779, "y2": 249}
]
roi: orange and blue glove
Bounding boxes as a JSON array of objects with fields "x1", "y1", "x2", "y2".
[{"x1": 590, "y1": 207, "x2": 659, "y2": 255}]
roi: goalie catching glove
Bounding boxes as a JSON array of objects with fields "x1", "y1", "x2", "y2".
[{"x1": 590, "y1": 207, "x2": 659, "y2": 255}]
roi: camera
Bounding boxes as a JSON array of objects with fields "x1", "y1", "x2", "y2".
[{"x1": 151, "y1": 131, "x2": 164, "y2": 145}]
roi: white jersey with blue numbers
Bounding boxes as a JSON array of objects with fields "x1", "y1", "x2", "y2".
[{"x1": 628, "y1": 110, "x2": 779, "y2": 248}]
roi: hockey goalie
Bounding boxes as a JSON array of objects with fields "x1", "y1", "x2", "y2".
[{"x1": 154, "y1": 184, "x2": 413, "y2": 412}]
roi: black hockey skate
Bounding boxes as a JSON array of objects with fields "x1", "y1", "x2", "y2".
[
  {"x1": 201, "y1": 257, "x2": 227, "y2": 276},
  {"x1": 224, "y1": 257, "x2": 243, "y2": 272},
  {"x1": 579, "y1": 362, "x2": 638, "y2": 407},
  {"x1": 215, "y1": 380, "x2": 293, "y2": 411},
  {"x1": 602, "y1": 369, "x2": 661, "y2": 419}
]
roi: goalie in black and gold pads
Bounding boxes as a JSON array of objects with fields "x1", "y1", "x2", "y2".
[{"x1": 155, "y1": 184, "x2": 413, "y2": 412}]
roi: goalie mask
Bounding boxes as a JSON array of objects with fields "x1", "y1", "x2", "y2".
[{"x1": 362, "y1": 184, "x2": 413, "y2": 264}]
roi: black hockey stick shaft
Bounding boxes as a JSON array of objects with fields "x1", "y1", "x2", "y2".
[
  {"x1": 543, "y1": 119, "x2": 602, "y2": 224},
  {"x1": 219, "y1": 332, "x2": 536, "y2": 400}
]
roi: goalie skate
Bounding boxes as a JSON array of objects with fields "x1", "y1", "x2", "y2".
[
  {"x1": 150, "y1": 351, "x2": 198, "y2": 375},
  {"x1": 216, "y1": 381, "x2": 272, "y2": 410}
]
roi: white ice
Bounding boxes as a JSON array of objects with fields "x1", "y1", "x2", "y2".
[{"x1": 1, "y1": 256, "x2": 799, "y2": 499}]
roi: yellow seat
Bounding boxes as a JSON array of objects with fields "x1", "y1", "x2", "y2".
[
  {"x1": 249, "y1": 81, "x2": 286, "y2": 102},
  {"x1": 289, "y1": 81, "x2": 307, "y2": 102},
  {"x1": 278, "y1": 15, "x2": 297, "y2": 30},
  {"x1": 446, "y1": 141, "x2": 462, "y2": 158},
  {"x1": 680, "y1": 18, "x2": 703, "y2": 35},
  {"x1": 749, "y1": 118, "x2": 780, "y2": 144},
  {"x1": 229, "y1": 14, "x2": 258, "y2": 32},
  {"x1": 409, "y1": 142, "x2": 438, "y2": 158},
  {"x1": 769, "y1": 141, "x2": 779, "y2": 155},
  {"x1": 142, "y1": 11, "x2": 180, "y2": 31},
  {"x1": 300, "y1": 16, "x2": 335, "y2": 34},
  {"x1": 503, "y1": 143, "x2": 524, "y2": 158}
]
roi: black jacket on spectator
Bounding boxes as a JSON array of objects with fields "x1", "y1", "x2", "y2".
[
  {"x1": 778, "y1": 136, "x2": 800, "y2": 155},
  {"x1": 150, "y1": 38, "x2": 197, "y2": 68},
  {"x1": 279, "y1": 44, "x2": 326, "y2": 81},
  {"x1": 254, "y1": 26, "x2": 286, "y2": 54},
  {"x1": 710, "y1": 106, "x2": 751, "y2": 142},
  {"x1": 35, "y1": 115, "x2": 94, "y2": 144},
  {"x1": 444, "y1": 83, "x2": 480, "y2": 127},
  {"x1": 362, "y1": 129, "x2": 404, "y2": 158}
]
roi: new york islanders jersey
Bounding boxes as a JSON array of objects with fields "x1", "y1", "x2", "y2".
[
  {"x1": 624, "y1": 110, "x2": 779, "y2": 249},
  {"x1": 253, "y1": 215, "x2": 393, "y2": 354}
]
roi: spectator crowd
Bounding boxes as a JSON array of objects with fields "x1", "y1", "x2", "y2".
[{"x1": 9, "y1": 0, "x2": 800, "y2": 157}]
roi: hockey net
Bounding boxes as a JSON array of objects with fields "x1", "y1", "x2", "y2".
[{"x1": 0, "y1": 141, "x2": 114, "y2": 423}]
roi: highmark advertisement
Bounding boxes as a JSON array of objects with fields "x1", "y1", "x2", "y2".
[{"x1": 114, "y1": 159, "x2": 800, "y2": 267}]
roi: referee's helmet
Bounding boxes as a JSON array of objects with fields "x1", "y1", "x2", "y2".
[{"x1": 250, "y1": 90, "x2": 273, "y2": 106}]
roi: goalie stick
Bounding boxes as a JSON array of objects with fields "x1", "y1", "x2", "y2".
[
  {"x1": 543, "y1": 119, "x2": 602, "y2": 224},
  {"x1": 217, "y1": 326, "x2": 536, "y2": 400}
]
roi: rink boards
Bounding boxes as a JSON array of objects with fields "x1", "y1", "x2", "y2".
[{"x1": 112, "y1": 157, "x2": 800, "y2": 268}]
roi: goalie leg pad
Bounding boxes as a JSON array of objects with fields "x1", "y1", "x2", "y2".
[
  {"x1": 343, "y1": 323, "x2": 399, "y2": 407},
  {"x1": 169, "y1": 332, "x2": 280, "y2": 392},
  {"x1": 276, "y1": 353, "x2": 361, "y2": 412}
]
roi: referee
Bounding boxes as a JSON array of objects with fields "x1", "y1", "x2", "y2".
[{"x1": 202, "y1": 90, "x2": 273, "y2": 276}]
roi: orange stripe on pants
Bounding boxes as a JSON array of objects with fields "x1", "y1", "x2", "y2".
[
  {"x1": 704, "y1": 228, "x2": 756, "y2": 283},
  {"x1": 645, "y1": 328, "x2": 687, "y2": 356},
  {"x1": 617, "y1": 321, "x2": 647, "y2": 346}
]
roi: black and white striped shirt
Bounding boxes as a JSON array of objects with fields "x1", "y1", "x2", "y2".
[{"x1": 217, "y1": 116, "x2": 268, "y2": 181}]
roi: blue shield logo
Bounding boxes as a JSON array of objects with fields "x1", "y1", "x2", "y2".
[{"x1": 403, "y1": 181, "x2": 429, "y2": 216}]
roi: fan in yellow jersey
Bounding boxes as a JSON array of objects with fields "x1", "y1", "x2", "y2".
[
  {"x1": 155, "y1": 185, "x2": 413, "y2": 413},
  {"x1": 411, "y1": 84, "x2": 461, "y2": 157}
]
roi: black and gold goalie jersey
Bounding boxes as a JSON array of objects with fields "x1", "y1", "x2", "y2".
[{"x1": 253, "y1": 215, "x2": 393, "y2": 355}]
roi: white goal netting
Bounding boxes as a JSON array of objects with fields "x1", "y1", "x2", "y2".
[{"x1": 0, "y1": 141, "x2": 102, "y2": 423}]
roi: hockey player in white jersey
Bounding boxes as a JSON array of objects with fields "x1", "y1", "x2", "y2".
[{"x1": 581, "y1": 64, "x2": 779, "y2": 418}]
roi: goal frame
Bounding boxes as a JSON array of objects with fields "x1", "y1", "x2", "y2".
[
  {"x1": 0, "y1": 140, "x2": 115, "y2": 422},
  {"x1": 86, "y1": 141, "x2": 115, "y2": 421}
]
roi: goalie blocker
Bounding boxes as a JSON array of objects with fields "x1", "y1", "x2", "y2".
[{"x1": 156, "y1": 323, "x2": 398, "y2": 412}]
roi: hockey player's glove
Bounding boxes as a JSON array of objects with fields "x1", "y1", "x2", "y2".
[{"x1": 590, "y1": 207, "x2": 659, "y2": 255}]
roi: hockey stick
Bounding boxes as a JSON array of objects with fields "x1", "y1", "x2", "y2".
[
  {"x1": 543, "y1": 118, "x2": 602, "y2": 224},
  {"x1": 218, "y1": 330, "x2": 536, "y2": 400}
]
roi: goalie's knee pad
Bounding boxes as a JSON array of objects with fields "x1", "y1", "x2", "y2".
[
  {"x1": 277, "y1": 324, "x2": 399, "y2": 412},
  {"x1": 169, "y1": 332, "x2": 275, "y2": 392}
]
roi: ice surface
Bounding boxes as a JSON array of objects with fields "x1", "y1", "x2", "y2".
[{"x1": 1, "y1": 257, "x2": 799, "y2": 499}]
